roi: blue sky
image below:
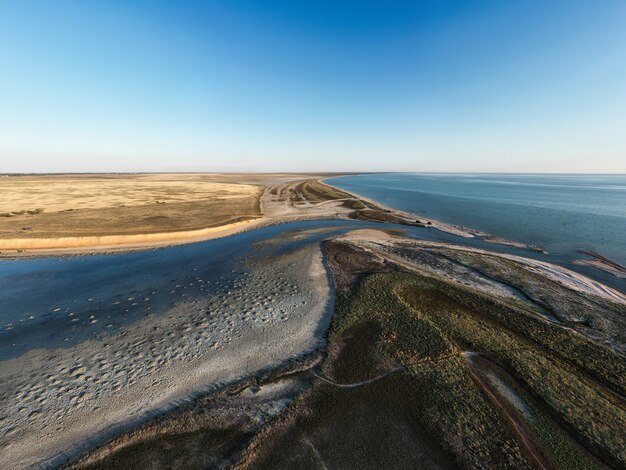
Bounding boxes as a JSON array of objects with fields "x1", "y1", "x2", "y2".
[{"x1": 1, "y1": 1, "x2": 625, "y2": 172}]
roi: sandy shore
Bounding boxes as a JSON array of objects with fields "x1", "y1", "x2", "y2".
[
  {"x1": 573, "y1": 251, "x2": 626, "y2": 279},
  {"x1": 339, "y1": 228, "x2": 626, "y2": 305},
  {"x1": 319, "y1": 178, "x2": 545, "y2": 249},
  {"x1": 0, "y1": 218, "x2": 265, "y2": 256}
]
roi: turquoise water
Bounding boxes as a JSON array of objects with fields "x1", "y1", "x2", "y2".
[{"x1": 330, "y1": 173, "x2": 626, "y2": 266}]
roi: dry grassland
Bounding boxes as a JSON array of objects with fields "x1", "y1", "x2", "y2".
[{"x1": 0, "y1": 174, "x2": 264, "y2": 240}]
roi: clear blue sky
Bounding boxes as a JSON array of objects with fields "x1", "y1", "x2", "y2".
[{"x1": 1, "y1": 1, "x2": 625, "y2": 172}]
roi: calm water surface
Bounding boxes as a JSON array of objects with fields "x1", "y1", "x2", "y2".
[{"x1": 330, "y1": 174, "x2": 626, "y2": 266}]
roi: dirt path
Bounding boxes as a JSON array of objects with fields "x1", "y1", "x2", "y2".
[
  {"x1": 463, "y1": 352, "x2": 550, "y2": 470},
  {"x1": 310, "y1": 366, "x2": 405, "y2": 388}
]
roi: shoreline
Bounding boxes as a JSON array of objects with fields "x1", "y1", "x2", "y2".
[
  {"x1": 0, "y1": 177, "x2": 379, "y2": 258},
  {"x1": 574, "y1": 251, "x2": 626, "y2": 279},
  {"x1": 63, "y1": 225, "x2": 626, "y2": 468},
  {"x1": 3, "y1": 198, "x2": 625, "y2": 467},
  {"x1": 1, "y1": 176, "x2": 542, "y2": 259},
  {"x1": 339, "y1": 228, "x2": 626, "y2": 305},
  {"x1": 0, "y1": 217, "x2": 267, "y2": 259},
  {"x1": 319, "y1": 177, "x2": 545, "y2": 249},
  {"x1": 2, "y1": 176, "x2": 623, "y2": 293}
]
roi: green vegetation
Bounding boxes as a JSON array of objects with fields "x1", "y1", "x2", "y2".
[
  {"x1": 329, "y1": 272, "x2": 533, "y2": 468},
  {"x1": 247, "y1": 240, "x2": 623, "y2": 469},
  {"x1": 435, "y1": 248, "x2": 626, "y2": 352},
  {"x1": 396, "y1": 277, "x2": 623, "y2": 467},
  {"x1": 79, "y1": 428, "x2": 251, "y2": 470}
]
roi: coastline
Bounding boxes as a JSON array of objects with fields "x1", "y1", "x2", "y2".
[
  {"x1": 324, "y1": 176, "x2": 626, "y2": 280},
  {"x1": 0, "y1": 176, "x2": 381, "y2": 258},
  {"x1": 339, "y1": 228, "x2": 626, "y2": 305},
  {"x1": 63, "y1": 225, "x2": 626, "y2": 468},
  {"x1": 0, "y1": 176, "x2": 544, "y2": 259},
  {"x1": 0, "y1": 217, "x2": 267, "y2": 259},
  {"x1": 320, "y1": 177, "x2": 543, "y2": 248},
  {"x1": 2, "y1": 176, "x2": 624, "y2": 297}
]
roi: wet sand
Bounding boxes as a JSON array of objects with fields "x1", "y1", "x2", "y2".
[
  {"x1": 0, "y1": 242, "x2": 331, "y2": 468},
  {"x1": 574, "y1": 251, "x2": 626, "y2": 279}
]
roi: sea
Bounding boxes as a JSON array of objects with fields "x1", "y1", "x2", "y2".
[{"x1": 329, "y1": 173, "x2": 626, "y2": 266}]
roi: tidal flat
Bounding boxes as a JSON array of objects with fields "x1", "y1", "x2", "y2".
[
  {"x1": 0, "y1": 176, "x2": 624, "y2": 469},
  {"x1": 0, "y1": 222, "x2": 339, "y2": 468}
]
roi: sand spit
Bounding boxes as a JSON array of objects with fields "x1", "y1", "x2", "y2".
[
  {"x1": 318, "y1": 179, "x2": 485, "y2": 238},
  {"x1": 318, "y1": 179, "x2": 552, "y2": 251},
  {"x1": 0, "y1": 175, "x2": 469, "y2": 258},
  {"x1": 574, "y1": 251, "x2": 626, "y2": 279},
  {"x1": 0, "y1": 177, "x2": 333, "y2": 257},
  {"x1": 339, "y1": 229, "x2": 626, "y2": 305},
  {"x1": 337, "y1": 228, "x2": 626, "y2": 355},
  {"x1": 0, "y1": 245, "x2": 331, "y2": 469}
]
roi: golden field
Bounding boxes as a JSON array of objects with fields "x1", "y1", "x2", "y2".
[{"x1": 0, "y1": 174, "x2": 265, "y2": 244}]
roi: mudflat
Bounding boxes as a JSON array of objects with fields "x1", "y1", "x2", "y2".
[{"x1": 63, "y1": 226, "x2": 626, "y2": 470}]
